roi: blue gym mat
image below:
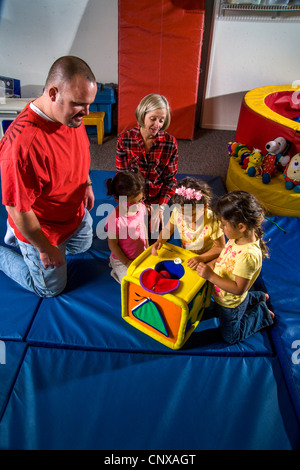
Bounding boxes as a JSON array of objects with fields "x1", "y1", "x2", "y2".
[
  {"x1": 0, "y1": 347, "x2": 299, "y2": 450},
  {"x1": 0, "y1": 170, "x2": 299, "y2": 450},
  {"x1": 26, "y1": 171, "x2": 273, "y2": 356},
  {"x1": 261, "y1": 216, "x2": 300, "y2": 428}
]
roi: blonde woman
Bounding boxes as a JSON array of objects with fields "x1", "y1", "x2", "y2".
[{"x1": 116, "y1": 94, "x2": 178, "y2": 239}]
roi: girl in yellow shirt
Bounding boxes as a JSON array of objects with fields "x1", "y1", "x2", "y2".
[
  {"x1": 152, "y1": 177, "x2": 225, "y2": 267},
  {"x1": 197, "y1": 191, "x2": 274, "y2": 344}
]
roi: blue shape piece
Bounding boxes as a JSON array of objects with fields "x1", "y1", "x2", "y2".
[{"x1": 155, "y1": 260, "x2": 185, "y2": 279}]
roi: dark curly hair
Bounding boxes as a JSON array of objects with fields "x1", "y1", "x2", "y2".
[
  {"x1": 106, "y1": 169, "x2": 145, "y2": 199},
  {"x1": 172, "y1": 177, "x2": 212, "y2": 207},
  {"x1": 214, "y1": 191, "x2": 268, "y2": 259}
]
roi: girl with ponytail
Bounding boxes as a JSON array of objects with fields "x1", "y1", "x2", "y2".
[{"x1": 197, "y1": 190, "x2": 274, "y2": 344}]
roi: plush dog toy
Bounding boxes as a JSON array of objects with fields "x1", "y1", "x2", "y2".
[
  {"x1": 262, "y1": 137, "x2": 291, "y2": 184},
  {"x1": 284, "y1": 153, "x2": 300, "y2": 192}
]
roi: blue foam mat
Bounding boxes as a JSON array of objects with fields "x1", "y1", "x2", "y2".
[
  {"x1": 0, "y1": 272, "x2": 42, "y2": 341},
  {"x1": 1, "y1": 170, "x2": 300, "y2": 449},
  {"x1": 262, "y1": 216, "x2": 300, "y2": 316},
  {"x1": 0, "y1": 341, "x2": 27, "y2": 420},
  {"x1": 261, "y1": 216, "x2": 300, "y2": 424},
  {"x1": 0, "y1": 203, "x2": 42, "y2": 341},
  {"x1": 25, "y1": 170, "x2": 274, "y2": 356},
  {"x1": 0, "y1": 346, "x2": 298, "y2": 450},
  {"x1": 26, "y1": 249, "x2": 274, "y2": 355}
]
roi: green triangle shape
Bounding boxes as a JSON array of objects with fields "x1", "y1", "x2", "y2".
[{"x1": 132, "y1": 299, "x2": 168, "y2": 337}]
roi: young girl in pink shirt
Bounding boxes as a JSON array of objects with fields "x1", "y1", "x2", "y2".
[{"x1": 105, "y1": 171, "x2": 148, "y2": 283}]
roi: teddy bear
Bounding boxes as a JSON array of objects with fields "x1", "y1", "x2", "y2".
[
  {"x1": 284, "y1": 153, "x2": 300, "y2": 192},
  {"x1": 244, "y1": 149, "x2": 263, "y2": 177},
  {"x1": 262, "y1": 137, "x2": 291, "y2": 184}
]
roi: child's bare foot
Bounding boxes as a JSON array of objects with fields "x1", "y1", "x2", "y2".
[
  {"x1": 269, "y1": 309, "x2": 275, "y2": 320},
  {"x1": 265, "y1": 293, "x2": 275, "y2": 320}
]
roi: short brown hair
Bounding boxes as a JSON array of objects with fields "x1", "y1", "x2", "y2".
[{"x1": 45, "y1": 56, "x2": 96, "y2": 89}]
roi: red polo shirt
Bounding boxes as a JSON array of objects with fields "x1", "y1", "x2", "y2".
[{"x1": 0, "y1": 103, "x2": 90, "y2": 245}]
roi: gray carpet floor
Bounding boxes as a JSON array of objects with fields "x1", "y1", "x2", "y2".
[{"x1": 89, "y1": 127, "x2": 236, "y2": 183}]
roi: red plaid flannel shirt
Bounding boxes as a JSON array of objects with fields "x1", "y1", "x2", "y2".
[{"x1": 116, "y1": 127, "x2": 178, "y2": 206}]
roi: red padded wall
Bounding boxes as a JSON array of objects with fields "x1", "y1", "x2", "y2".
[{"x1": 118, "y1": 0, "x2": 205, "y2": 140}]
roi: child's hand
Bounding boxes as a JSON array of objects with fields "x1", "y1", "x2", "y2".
[
  {"x1": 197, "y1": 262, "x2": 213, "y2": 281},
  {"x1": 187, "y1": 256, "x2": 201, "y2": 270},
  {"x1": 151, "y1": 240, "x2": 162, "y2": 256}
]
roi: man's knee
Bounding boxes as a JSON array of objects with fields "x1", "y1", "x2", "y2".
[
  {"x1": 65, "y1": 211, "x2": 94, "y2": 255},
  {"x1": 34, "y1": 279, "x2": 67, "y2": 298}
]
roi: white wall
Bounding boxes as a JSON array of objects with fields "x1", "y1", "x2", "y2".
[
  {"x1": 201, "y1": 2, "x2": 300, "y2": 130},
  {"x1": 0, "y1": 0, "x2": 118, "y2": 97},
  {"x1": 1, "y1": 0, "x2": 299, "y2": 131}
]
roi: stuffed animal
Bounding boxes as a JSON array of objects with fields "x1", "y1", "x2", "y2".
[
  {"x1": 261, "y1": 153, "x2": 281, "y2": 184},
  {"x1": 262, "y1": 137, "x2": 291, "y2": 184},
  {"x1": 266, "y1": 136, "x2": 290, "y2": 171},
  {"x1": 265, "y1": 136, "x2": 291, "y2": 158},
  {"x1": 228, "y1": 142, "x2": 251, "y2": 165},
  {"x1": 240, "y1": 154, "x2": 250, "y2": 170},
  {"x1": 244, "y1": 149, "x2": 263, "y2": 177},
  {"x1": 228, "y1": 141, "x2": 240, "y2": 156},
  {"x1": 284, "y1": 153, "x2": 300, "y2": 193}
]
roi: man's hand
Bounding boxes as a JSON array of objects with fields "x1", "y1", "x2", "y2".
[
  {"x1": 84, "y1": 184, "x2": 95, "y2": 211},
  {"x1": 39, "y1": 245, "x2": 65, "y2": 269},
  {"x1": 6, "y1": 206, "x2": 66, "y2": 270}
]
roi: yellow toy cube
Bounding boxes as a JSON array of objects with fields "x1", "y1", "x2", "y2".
[{"x1": 121, "y1": 242, "x2": 210, "y2": 349}]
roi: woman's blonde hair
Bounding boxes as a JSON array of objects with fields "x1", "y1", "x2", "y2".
[{"x1": 135, "y1": 94, "x2": 171, "y2": 131}]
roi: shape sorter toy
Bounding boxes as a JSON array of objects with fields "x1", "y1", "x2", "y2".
[{"x1": 121, "y1": 242, "x2": 211, "y2": 350}]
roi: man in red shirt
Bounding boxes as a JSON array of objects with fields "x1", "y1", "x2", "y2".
[{"x1": 0, "y1": 56, "x2": 97, "y2": 297}]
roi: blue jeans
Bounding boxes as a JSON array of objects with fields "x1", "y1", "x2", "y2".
[
  {"x1": 0, "y1": 210, "x2": 93, "y2": 298},
  {"x1": 215, "y1": 291, "x2": 274, "y2": 344}
]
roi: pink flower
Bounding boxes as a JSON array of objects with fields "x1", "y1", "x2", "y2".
[
  {"x1": 176, "y1": 186, "x2": 186, "y2": 196},
  {"x1": 194, "y1": 190, "x2": 202, "y2": 200},
  {"x1": 185, "y1": 188, "x2": 194, "y2": 199},
  {"x1": 175, "y1": 186, "x2": 203, "y2": 201}
]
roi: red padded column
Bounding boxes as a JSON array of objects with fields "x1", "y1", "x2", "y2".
[{"x1": 118, "y1": 0, "x2": 205, "y2": 139}]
